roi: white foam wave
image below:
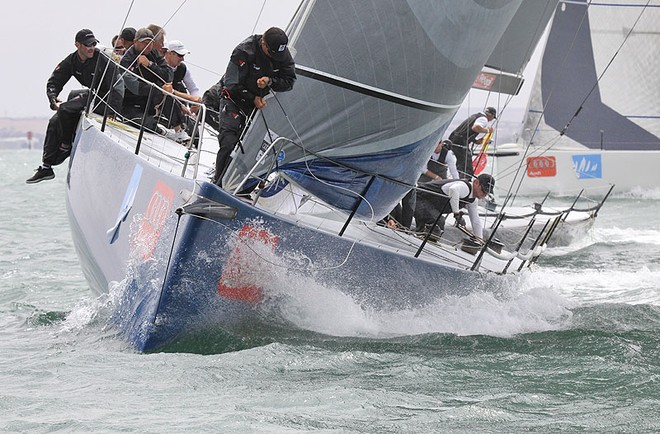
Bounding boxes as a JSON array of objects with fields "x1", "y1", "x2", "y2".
[
  {"x1": 542, "y1": 225, "x2": 660, "y2": 257},
  {"x1": 59, "y1": 280, "x2": 127, "y2": 333},
  {"x1": 593, "y1": 226, "x2": 660, "y2": 246},
  {"x1": 259, "y1": 269, "x2": 573, "y2": 339},
  {"x1": 521, "y1": 267, "x2": 660, "y2": 306},
  {"x1": 614, "y1": 187, "x2": 660, "y2": 200}
]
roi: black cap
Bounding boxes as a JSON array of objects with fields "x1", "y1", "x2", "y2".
[
  {"x1": 120, "y1": 27, "x2": 136, "y2": 42},
  {"x1": 477, "y1": 173, "x2": 495, "y2": 195},
  {"x1": 263, "y1": 27, "x2": 289, "y2": 61},
  {"x1": 485, "y1": 107, "x2": 497, "y2": 119},
  {"x1": 75, "y1": 29, "x2": 98, "y2": 46}
]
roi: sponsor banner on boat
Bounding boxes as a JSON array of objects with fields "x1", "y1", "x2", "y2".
[
  {"x1": 571, "y1": 154, "x2": 602, "y2": 180},
  {"x1": 136, "y1": 181, "x2": 175, "y2": 261},
  {"x1": 218, "y1": 225, "x2": 279, "y2": 304},
  {"x1": 526, "y1": 156, "x2": 556, "y2": 177}
]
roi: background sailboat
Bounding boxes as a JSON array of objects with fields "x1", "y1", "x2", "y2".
[{"x1": 491, "y1": 0, "x2": 660, "y2": 196}]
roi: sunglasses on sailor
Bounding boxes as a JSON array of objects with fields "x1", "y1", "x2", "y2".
[
  {"x1": 83, "y1": 42, "x2": 97, "y2": 48},
  {"x1": 175, "y1": 52, "x2": 185, "y2": 58}
]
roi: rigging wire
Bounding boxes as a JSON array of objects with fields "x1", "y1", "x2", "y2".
[
  {"x1": 506, "y1": 0, "x2": 596, "y2": 200},
  {"x1": 115, "y1": 0, "x2": 135, "y2": 48},
  {"x1": 251, "y1": 0, "x2": 268, "y2": 35}
]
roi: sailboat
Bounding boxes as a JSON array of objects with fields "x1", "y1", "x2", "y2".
[
  {"x1": 490, "y1": 0, "x2": 660, "y2": 196},
  {"x1": 65, "y1": 0, "x2": 560, "y2": 352}
]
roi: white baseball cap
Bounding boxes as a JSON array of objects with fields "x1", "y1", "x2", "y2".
[{"x1": 166, "y1": 40, "x2": 190, "y2": 56}]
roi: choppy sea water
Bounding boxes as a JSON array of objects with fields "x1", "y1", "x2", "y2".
[{"x1": 1, "y1": 150, "x2": 659, "y2": 433}]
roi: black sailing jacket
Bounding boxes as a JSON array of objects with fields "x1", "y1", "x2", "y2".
[
  {"x1": 46, "y1": 49, "x2": 122, "y2": 113},
  {"x1": 222, "y1": 34, "x2": 296, "y2": 115}
]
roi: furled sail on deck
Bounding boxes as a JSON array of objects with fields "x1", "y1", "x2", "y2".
[{"x1": 224, "y1": 0, "x2": 559, "y2": 220}]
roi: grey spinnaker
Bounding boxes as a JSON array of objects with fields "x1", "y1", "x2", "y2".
[{"x1": 223, "y1": 0, "x2": 557, "y2": 220}]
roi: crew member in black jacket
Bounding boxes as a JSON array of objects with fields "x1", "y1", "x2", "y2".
[
  {"x1": 447, "y1": 107, "x2": 496, "y2": 179},
  {"x1": 213, "y1": 27, "x2": 296, "y2": 186},
  {"x1": 26, "y1": 29, "x2": 123, "y2": 184},
  {"x1": 120, "y1": 27, "x2": 172, "y2": 130}
]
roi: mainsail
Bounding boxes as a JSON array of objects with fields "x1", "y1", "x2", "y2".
[{"x1": 224, "y1": 0, "x2": 558, "y2": 220}]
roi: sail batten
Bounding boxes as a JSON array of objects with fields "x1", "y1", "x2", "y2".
[{"x1": 295, "y1": 65, "x2": 461, "y2": 113}]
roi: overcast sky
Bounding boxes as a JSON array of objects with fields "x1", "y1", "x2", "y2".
[
  {"x1": 1, "y1": 0, "x2": 300, "y2": 118},
  {"x1": 1, "y1": 0, "x2": 544, "y2": 144}
]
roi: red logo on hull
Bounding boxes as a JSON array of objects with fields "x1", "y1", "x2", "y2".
[
  {"x1": 135, "y1": 181, "x2": 174, "y2": 261},
  {"x1": 218, "y1": 225, "x2": 279, "y2": 304},
  {"x1": 527, "y1": 156, "x2": 557, "y2": 178}
]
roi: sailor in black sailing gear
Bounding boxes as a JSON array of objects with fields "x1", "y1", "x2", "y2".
[
  {"x1": 385, "y1": 139, "x2": 459, "y2": 230},
  {"x1": 120, "y1": 28, "x2": 172, "y2": 131},
  {"x1": 213, "y1": 27, "x2": 296, "y2": 187},
  {"x1": 413, "y1": 173, "x2": 495, "y2": 239},
  {"x1": 26, "y1": 29, "x2": 123, "y2": 184},
  {"x1": 202, "y1": 80, "x2": 223, "y2": 132},
  {"x1": 447, "y1": 107, "x2": 496, "y2": 179}
]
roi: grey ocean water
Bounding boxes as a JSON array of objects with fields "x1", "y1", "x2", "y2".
[{"x1": 1, "y1": 150, "x2": 659, "y2": 432}]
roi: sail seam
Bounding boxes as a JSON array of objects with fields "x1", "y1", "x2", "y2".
[{"x1": 294, "y1": 65, "x2": 459, "y2": 113}]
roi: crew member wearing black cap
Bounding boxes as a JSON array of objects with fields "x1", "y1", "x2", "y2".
[
  {"x1": 27, "y1": 29, "x2": 123, "y2": 184},
  {"x1": 447, "y1": 107, "x2": 497, "y2": 179},
  {"x1": 212, "y1": 26, "x2": 296, "y2": 186},
  {"x1": 113, "y1": 27, "x2": 136, "y2": 57},
  {"x1": 413, "y1": 173, "x2": 496, "y2": 240}
]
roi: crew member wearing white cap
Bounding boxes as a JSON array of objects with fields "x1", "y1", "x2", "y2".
[{"x1": 160, "y1": 40, "x2": 201, "y2": 142}]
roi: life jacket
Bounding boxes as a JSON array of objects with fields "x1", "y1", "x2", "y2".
[
  {"x1": 417, "y1": 179, "x2": 475, "y2": 210},
  {"x1": 449, "y1": 112, "x2": 486, "y2": 145}
]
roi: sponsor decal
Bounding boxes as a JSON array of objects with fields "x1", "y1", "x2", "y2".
[
  {"x1": 218, "y1": 225, "x2": 279, "y2": 304},
  {"x1": 107, "y1": 164, "x2": 143, "y2": 244},
  {"x1": 571, "y1": 154, "x2": 602, "y2": 180},
  {"x1": 472, "y1": 72, "x2": 496, "y2": 91},
  {"x1": 135, "y1": 180, "x2": 174, "y2": 261},
  {"x1": 526, "y1": 156, "x2": 557, "y2": 177}
]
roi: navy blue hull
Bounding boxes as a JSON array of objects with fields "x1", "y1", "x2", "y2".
[{"x1": 66, "y1": 119, "x2": 484, "y2": 351}]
